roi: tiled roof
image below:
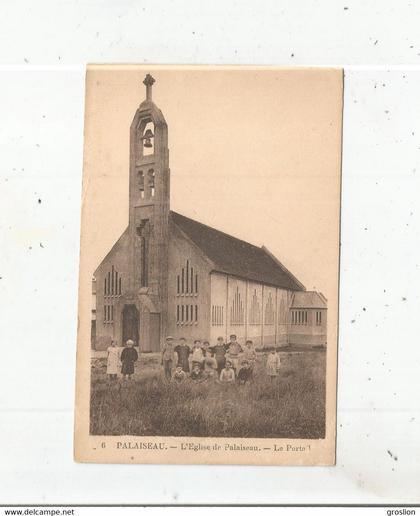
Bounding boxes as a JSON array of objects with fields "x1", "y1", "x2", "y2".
[
  {"x1": 171, "y1": 211, "x2": 305, "y2": 291},
  {"x1": 290, "y1": 291, "x2": 327, "y2": 309}
]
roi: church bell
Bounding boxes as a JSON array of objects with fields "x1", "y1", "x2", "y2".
[{"x1": 142, "y1": 128, "x2": 154, "y2": 148}]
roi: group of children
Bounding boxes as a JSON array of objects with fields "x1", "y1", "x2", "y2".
[
  {"x1": 106, "y1": 334, "x2": 282, "y2": 383},
  {"x1": 163, "y1": 335, "x2": 256, "y2": 385}
]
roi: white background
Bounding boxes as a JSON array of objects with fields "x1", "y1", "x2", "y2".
[{"x1": 1, "y1": 0, "x2": 420, "y2": 505}]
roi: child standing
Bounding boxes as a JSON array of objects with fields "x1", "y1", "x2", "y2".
[
  {"x1": 226, "y1": 334, "x2": 242, "y2": 373},
  {"x1": 266, "y1": 349, "x2": 281, "y2": 383},
  {"x1": 191, "y1": 340, "x2": 205, "y2": 370},
  {"x1": 120, "y1": 339, "x2": 138, "y2": 380},
  {"x1": 161, "y1": 336, "x2": 175, "y2": 381},
  {"x1": 203, "y1": 349, "x2": 218, "y2": 381},
  {"x1": 106, "y1": 340, "x2": 121, "y2": 380},
  {"x1": 213, "y1": 336, "x2": 227, "y2": 375},
  {"x1": 242, "y1": 339, "x2": 257, "y2": 369},
  {"x1": 174, "y1": 337, "x2": 191, "y2": 373}
]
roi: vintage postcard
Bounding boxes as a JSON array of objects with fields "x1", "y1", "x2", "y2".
[{"x1": 74, "y1": 65, "x2": 343, "y2": 465}]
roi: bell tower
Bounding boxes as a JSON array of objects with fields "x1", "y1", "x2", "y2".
[{"x1": 127, "y1": 74, "x2": 170, "y2": 350}]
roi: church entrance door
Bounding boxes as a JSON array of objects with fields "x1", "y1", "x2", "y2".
[{"x1": 122, "y1": 304, "x2": 140, "y2": 347}]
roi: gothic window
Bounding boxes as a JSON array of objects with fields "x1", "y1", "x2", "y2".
[
  {"x1": 230, "y1": 286, "x2": 245, "y2": 325},
  {"x1": 104, "y1": 304, "x2": 114, "y2": 324},
  {"x1": 177, "y1": 260, "x2": 198, "y2": 296},
  {"x1": 104, "y1": 266, "x2": 122, "y2": 297},
  {"x1": 176, "y1": 304, "x2": 198, "y2": 325},
  {"x1": 212, "y1": 305, "x2": 224, "y2": 326},
  {"x1": 103, "y1": 266, "x2": 122, "y2": 324},
  {"x1": 249, "y1": 289, "x2": 261, "y2": 325},
  {"x1": 264, "y1": 292, "x2": 275, "y2": 325},
  {"x1": 148, "y1": 169, "x2": 155, "y2": 197}
]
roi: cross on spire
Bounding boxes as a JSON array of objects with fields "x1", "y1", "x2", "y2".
[{"x1": 143, "y1": 74, "x2": 155, "y2": 101}]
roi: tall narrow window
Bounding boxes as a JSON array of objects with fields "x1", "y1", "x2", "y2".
[
  {"x1": 195, "y1": 305, "x2": 198, "y2": 322},
  {"x1": 264, "y1": 292, "x2": 275, "y2": 325},
  {"x1": 195, "y1": 274, "x2": 198, "y2": 294},
  {"x1": 181, "y1": 268, "x2": 184, "y2": 294},
  {"x1": 230, "y1": 286, "x2": 245, "y2": 325},
  {"x1": 186, "y1": 260, "x2": 189, "y2": 293},
  {"x1": 148, "y1": 169, "x2": 155, "y2": 197},
  {"x1": 177, "y1": 305, "x2": 180, "y2": 323},
  {"x1": 249, "y1": 289, "x2": 261, "y2": 325},
  {"x1": 181, "y1": 305, "x2": 184, "y2": 322},
  {"x1": 141, "y1": 236, "x2": 148, "y2": 287},
  {"x1": 177, "y1": 275, "x2": 180, "y2": 295},
  {"x1": 316, "y1": 311, "x2": 322, "y2": 325},
  {"x1": 137, "y1": 170, "x2": 144, "y2": 198}
]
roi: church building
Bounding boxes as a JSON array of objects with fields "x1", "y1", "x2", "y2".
[{"x1": 91, "y1": 75, "x2": 327, "y2": 352}]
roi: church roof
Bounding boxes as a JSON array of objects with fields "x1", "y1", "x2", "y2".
[
  {"x1": 170, "y1": 211, "x2": 305, "y2": 291},
  {"x1": 290, "y1": 291, "x2": 327, "y2": 308}
]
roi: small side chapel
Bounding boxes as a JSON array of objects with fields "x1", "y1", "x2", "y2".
[{"x1": 91, "y1": 75, "x2": 327, "y2": 351}]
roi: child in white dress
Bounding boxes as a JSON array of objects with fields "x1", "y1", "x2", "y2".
[
  {"x1": 106, "y1": 340, "x2": 121, "y2": 380},
  {"x1": 266, "y1": 349, "x2": 281, "y2": 383}
]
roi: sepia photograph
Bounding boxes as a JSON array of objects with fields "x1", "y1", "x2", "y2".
[{"x1": 75, "y1": 66, "x2": 342, "y2": 464}]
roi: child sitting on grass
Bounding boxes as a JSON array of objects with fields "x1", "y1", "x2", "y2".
[
  {"x1": 219, "y1": 360, "x2": 235, "y2": 383},
  {"x1": 172, "y1": 365, "x2": 187, "y2": 383},
  {"x1": 266, "y1": 348, "x2": 281, "y2": 383},
  {"x1": 203, "y1": 348, "x2": 218, "y2": 380},
  {"x1": 237, "y1": 360, "x2": 252, "y2": 384},
  {"x1": 190, "y1": 363, "x2": 205, "y2": 382}
]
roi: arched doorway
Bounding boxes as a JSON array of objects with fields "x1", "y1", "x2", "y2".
[{"x1": 122, "y1": 304, "x2": 139, "y2": 347}]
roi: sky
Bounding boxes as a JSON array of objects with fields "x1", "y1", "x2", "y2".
[{"x1": 81, "y1": 66, "x2": 342, "y2": 301}]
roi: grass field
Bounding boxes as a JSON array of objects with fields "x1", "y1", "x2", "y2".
[{"x1": 90, "y1": 349, "x2": 326, "y2": 438}]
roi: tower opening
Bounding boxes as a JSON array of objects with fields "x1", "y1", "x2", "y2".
[{"x1": 142, "y1": 121, "x2": 155, "y2": 156}]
